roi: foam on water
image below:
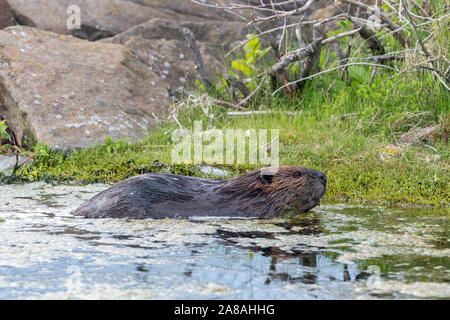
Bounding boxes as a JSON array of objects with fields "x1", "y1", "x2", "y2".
[{"x1": 0, "y1": 183, "x2": 448, "y2": 299}]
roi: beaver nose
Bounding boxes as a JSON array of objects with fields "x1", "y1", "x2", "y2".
[{"x1": 318, "y1": 172, "x2": 326, "y2": 185}]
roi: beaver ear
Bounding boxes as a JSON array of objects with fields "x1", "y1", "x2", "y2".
[{"x1": 260, "y1": 174, "x2": 273, "y2": 184}]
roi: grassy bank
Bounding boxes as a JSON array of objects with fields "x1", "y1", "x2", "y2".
[
  {"x1": 12, "y1": 65, "x2": 449, "y2": 208},
  {"x1": 4, "y1": 2, "x2": 449, "y2": 209}
]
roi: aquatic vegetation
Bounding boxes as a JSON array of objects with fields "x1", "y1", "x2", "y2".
[
  {"x1": 6, "y1": 1, "x2": 450, "y2": 209},
  {"x1": 0, "y1": 183, "x2": 448, "y2": 299}
]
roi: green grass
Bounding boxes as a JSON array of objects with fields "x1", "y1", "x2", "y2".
[
  {"x1": 10, "y1": 66, "x2": 448, "y2": 208},
  {"x1": 5, "y1": 5, "x2": 450, "y2": 209}
]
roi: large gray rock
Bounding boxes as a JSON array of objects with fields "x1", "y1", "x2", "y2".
[
  {"x1": 0, "y1": 0, "x2": 14, "y2": 29},
  {"x1": 133, "y1": 0, "x2": 245, "y2": 22},
  {"x1": 6, "y1": 0, "x2": 250, "y2": 40},
  {"x1": 0, "y1": 26, "x2": 169, "y2": 150},
  {"x1": 7, "y1": 0, "x2": 177, "y2": 40},
  {"x1": 4, "y1": 0, "x2": 255, "y2": 96},
  {"x1": 0, "y1": 154, "x2": 29, "y2": 175},
  {"x1": 103, "y1": 18, "x2": 249, "y2": 95}
]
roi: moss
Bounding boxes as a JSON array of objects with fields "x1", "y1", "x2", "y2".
[
  {"x1": 9, "y1": 35, "x2": 450, "y2": 209},
  {"x1": 17, "y1": 109, "x2": 449, "y2": 208}
]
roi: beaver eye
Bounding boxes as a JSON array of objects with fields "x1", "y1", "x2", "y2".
[{"x1": 293, "y1": 172, "x2": 301, "y2": 178}]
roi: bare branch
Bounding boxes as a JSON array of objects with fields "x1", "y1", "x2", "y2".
[
  {"x1": 273, "y1": 62, "x2": 397, "y2": 95},
  {"x1": 238, "y1": 78, "x2": 266, "y2": 107},
  {"x1": 340, "y1": 0, "x2": 409, "y2": 47},
  {"x1": 225, "y1": 13, "x2": 348, "y2": 57},
  {"x1": 419, "y1": 66, "x2": 450, "y2": 83},
  {"x1": 269, "y1": 40, "x2": 321, "y2": 74},
  {"x1": 403, "y1": 2, "x2": 432, "y2": 58},
  {"x1": 182, "y1": 27, "x2": 212, "y2": 90},
  {"x1": 247, "y1": 0, "x2": 314, "y2": 23},
  {"x1": 402, "y1": 1, "x2": 449, "y2": 91},
  {"x1": 322, "y1": 27, "x2": 362, "y2": 45}
]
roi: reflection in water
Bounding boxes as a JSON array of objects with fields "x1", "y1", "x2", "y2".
[
  {"x1": 0, "y1": 183, "x2": 449, "y2": 299},
  {"x1": 211, "y1": 216, "x2": 363, "y2": 286}
]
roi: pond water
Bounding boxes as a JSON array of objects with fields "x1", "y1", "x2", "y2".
[{"x1": 0, "y1": 182, "x2": 448, "y2": 299}]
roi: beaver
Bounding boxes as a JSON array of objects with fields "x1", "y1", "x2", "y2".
[{"x1": 73, "y1": 165, "x2": 326, "y2": 219}]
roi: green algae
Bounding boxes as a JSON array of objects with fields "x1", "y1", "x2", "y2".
[{"x1": 0, "y1": 183, "x2": 448, "y2": 299}]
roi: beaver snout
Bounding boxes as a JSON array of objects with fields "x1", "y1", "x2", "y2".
[
  {"x1": 316, "y1": 171, "x2": 326, "y2": 186},
  {"x1": 316, "y1": 170, "x2": 327, "y2": 198},
  {"x1": 309, "y1": 169, "x2": 326, "y2": 185},
  {"x1": 318, "y1": 171, "x2": 327, "y2": 193},
  {"x1": 305, "y1": 169, "x2": 327, "y2": 193}
]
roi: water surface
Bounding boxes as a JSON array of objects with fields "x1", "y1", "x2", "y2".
[{"x1": 0, "y1": 183, "x2": 448, "y2": 299}]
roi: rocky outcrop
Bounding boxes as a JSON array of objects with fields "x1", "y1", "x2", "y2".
[
  {"x1": 0, "y1": 0, "x2": 14, "y2": 29},
  {"x1": 0, "y1": 154, "x2": 29, "y2": 176},
  {"x1": 0, "y1": 26, "x2": 169, "y2": 150},
  {"x1": 6, "y1": 0, "x2": 249, "y2": 41},
  {"x1": 7, "y1": 0, "x2": 177, "y2": 40},
  {"x1": 103, "y1": 18, "x2": 249, "y2": 95},
  {"x1": 0, "y1": 1, "x2": 269, "y2": 149},
  {"x1": 131, "y1": 0, "x2": 246, "y2": 22},
  {"x1": 5, "y1": 0, "x2": 254, "y2": 96}
]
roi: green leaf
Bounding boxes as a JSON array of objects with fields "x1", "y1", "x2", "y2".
[
  {"x1": 244, "y1": 34, "x2": 261, "y2": 57},
  {"x1": 257, "y1": 46, "x2": 271, "y2": 58},
  {"x1": 291, "y1": 62, "x2": 300, "y2": 73},
  {"x1": 246, "y1": 54, "x2": 257, "y2": 65},
  {"x1": 337, "y1": 19, "x2": 351, "y2": 31},
  {"x1": 228, "y1": 70, "x2": 238, "y2": 78},
  {"x1": 221, "y1": 77, "x2": 228, "y2": 87},
  {"x1": 232, "y1": 59, "x2": 253, "y2": 75},
  {"x1": 245, "y1": 34, "x2": 260, "y2": 48},
  {"x1": 348, "y1": 65, "x2": 370, "y2": 83},
  {"x1": 0, "y1": 120, "x2": 10, "y2": 140}
]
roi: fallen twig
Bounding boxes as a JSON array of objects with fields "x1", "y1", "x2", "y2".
[
  {"x1": 228, "y1": 110, "x2": 301, "y2": 117},
  {"x1": 247, "y1": 0, "x2": 314, "y2": 24},
  {"x1": 397, "y1": 125, "x2": 440, "y2": 147},
  {"x1": 225, "y1": 13, "x2": 349, "y2": 57},
  {"x1": 419, "y1": 65, "x2": 450, "y2": 83},
  {"x1": 208, "y1": 98, "x2": 249, "y2": 111}
]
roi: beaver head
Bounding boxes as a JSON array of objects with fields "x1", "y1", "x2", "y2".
[
  {"x1": 221, "y1": 165, "x2": 327, "y2": 218},
  {"x1": 263, "y1": 166, "x2": 327, "y2": 213}
]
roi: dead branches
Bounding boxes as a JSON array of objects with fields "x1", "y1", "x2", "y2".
[
  {"x1": 401, "y1": 1, "x2": 449, "y2": 91},
  {"x1": 182, "y1": 27, "x2": 212, "y2": 90},
  {"x1": 272, "y1": 61, "x2": 397, "y2": 95},
  {"x1": 358, "y1": 26, "x2": 385, "y2": 56},
  {"x1": 223, "y1": 75, "x2": 250, "y2": 100},
  {"x1": 189, "y1": 0, "x2": 449, "y2": 103},
  {"x1": 208, "y1": 98, "x2": 249, "y2": 111},
  {"x1": 269, "y1": 40, "x2": 321, "y2": 75},
  {"x1": 340, "y1": 0, "x2": 409, "y2": 47}
]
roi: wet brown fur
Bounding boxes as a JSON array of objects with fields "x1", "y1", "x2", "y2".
[
  {"x1": 73, "y1": 165, "x2": 326, "y2": 219},
  {"x1": 220, "y1": 166, "x2": 326, "y2": 218}
]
